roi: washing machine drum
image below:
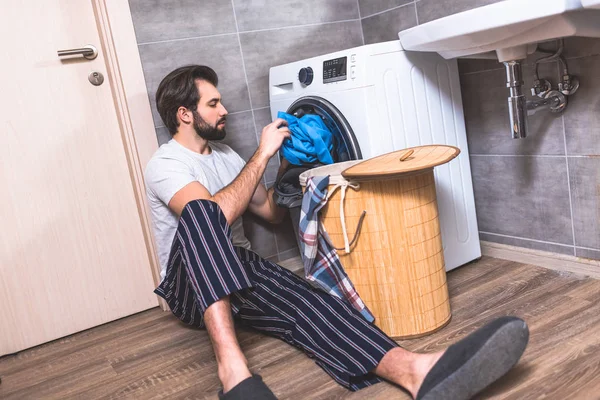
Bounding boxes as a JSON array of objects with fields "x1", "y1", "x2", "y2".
[
  {"x1": 273, "y1": 96, "x2": 362, "y2": 208},
  {"x1": 272, "y1": 164, "x2": 319, "y2": 208}
]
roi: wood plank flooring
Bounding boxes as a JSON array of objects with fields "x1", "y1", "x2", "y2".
[{"x1": 1, "y1": 256, "x2": 600, "y2": 399}]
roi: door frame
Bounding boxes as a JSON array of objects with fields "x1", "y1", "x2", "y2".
[{"x1": 94, "y1": 0, "x2": 163, "y2": 303}]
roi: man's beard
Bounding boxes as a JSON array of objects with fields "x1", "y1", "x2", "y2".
[{"x1": 192, "y1": 111, "x2": 226, "y2": 141}]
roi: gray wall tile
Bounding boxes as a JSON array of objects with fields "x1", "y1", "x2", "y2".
[
  {"x1": 563, "y1": 37, "x2": 600, "y2": 59},
  {"x1": 358, "y1": 0, "x2": 412, "y2": 18},
  {"x1": 240, "y1": 21, "x2": 363, "y2": 108},
  {"x1": 568, "y1": 157, "x2": 600, "y2": 250},
  {"x1": 155, "y1": 126, "x2": 171, "y2": 146},
  {"x1": 362, "y1": 3, "x2": 417, "y2": 44},
  {"x1": 274, "y1": 213, "x2": 300, "y2": 255},
  {"x1": 220, "y1": 111, "x2": 258, "y2": 162},
  {"x1": 243, "y1": 213, "x2": 278, "y2": 258},
  {"x1": 254, "y1": 107, "x2": 274, "y2": 131},
  {"x1": 129, "y1": 0, "x2": 236, "y2": 43},
  {"x1": 457, "y1": 44, "x2": 563, "y2": 75},
  {"x1": 355, "y1": 0, "x2": 599, "y2": 260},
  {"x1": 563, "y1": 55, "x2": 600, "y2": 156},
  {"x1": 470, "y1": 155, "x2": 573, "y2": 245},
  {"x1": 130, "y1": 0, "x2": 600, "y2": 262},
  {"x1": 278, "y1": 247, "x2": 301, "y2": 263},
  {"x1": 479, "y1": 232, "x2": 575, "y2": 256},
  {"x1": 461, "y1": 63, "x2": 565, "y2": 155},
  {"x1": 233, "y1": 0, "x2": 359, "y2": 31},
  {"x1": 576, "y1": 248, "x2": 600, "y2": 261},
  {"x1": 416, "y1": 0, "x2": 504, "y2": 25},
  {"x1": 138, "y1": 35, "x2": 251, "y2": 127},
  {"x1": 457, "y1": 58, "x2": 503, "y2": 75}
]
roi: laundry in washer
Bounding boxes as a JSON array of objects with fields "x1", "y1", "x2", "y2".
[{"x1": 277, "y1": 111, "x2": 334, "y2": 165}]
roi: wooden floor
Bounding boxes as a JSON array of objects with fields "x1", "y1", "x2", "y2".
[{"x1": 1, "y1": 256, "x2": 600, "y2": 399}]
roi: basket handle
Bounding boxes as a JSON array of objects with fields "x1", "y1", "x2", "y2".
[
  {"x1": 322, "y1": 211, "x2": 366, "y2": 252},
  {"x1": 399, "y1": 149, "x2": 414, "y2": 161},
  {"x1": 323, "y1": 181, "x2": 366, "y2": 253}
]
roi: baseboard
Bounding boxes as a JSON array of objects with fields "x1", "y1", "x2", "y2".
[
  {"x1": 481, "y1": 241, "x2": 600, "y2": 279},
  {"x1": 282, "y1": 245, "x2": 600, "y2": 280}
]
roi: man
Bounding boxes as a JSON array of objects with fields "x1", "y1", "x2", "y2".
[{"x1": 144, "y1": 65, "x2": 529, "y2": 400}]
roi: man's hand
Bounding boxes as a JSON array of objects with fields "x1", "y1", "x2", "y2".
[{"x1": 258, "y1": 118, "x2": 290, "y2": 159}]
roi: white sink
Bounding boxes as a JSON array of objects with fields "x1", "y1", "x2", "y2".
[
  {"x1": 398, "y1": 0, "x2": 600, "y2": 61},
  {"x1": 582, "y1": 0, "x2": 600, "y2": 8}
]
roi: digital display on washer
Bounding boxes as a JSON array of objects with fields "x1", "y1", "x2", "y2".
[{"x1": 323, "y1": 57, "x2": 347, "y2": 83}]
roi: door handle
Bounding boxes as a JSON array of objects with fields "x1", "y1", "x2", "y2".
[{"x1": 57, "y1": 44, "x2": 98, "y2": 60}]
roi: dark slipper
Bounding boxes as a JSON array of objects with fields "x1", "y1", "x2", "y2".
[
  {"x1": 416, "y1": 316, "x2": 529, "y2": 400},
  {"x1": 218, "y1": 374, "x2": 278, "y2": 400}
]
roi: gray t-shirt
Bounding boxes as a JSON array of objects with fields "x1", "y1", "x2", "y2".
[{"x1": 145, "y1": 139, "x2": 252, "y2": 281}]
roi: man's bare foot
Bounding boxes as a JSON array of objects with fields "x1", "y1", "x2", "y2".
[
  {"x1": 218, "y1": 361, "x2": 252, "y2": 393},
  {"x1": 374, "y1": 347, "x2": 445, "y2": 398},
  {"x1": 409, "y1": 351, "x2": 445, "y2": 398}
]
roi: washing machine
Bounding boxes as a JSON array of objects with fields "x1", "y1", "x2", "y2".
[{"x1": 269, "y1": 40, "x2": 480, "y2": 271}]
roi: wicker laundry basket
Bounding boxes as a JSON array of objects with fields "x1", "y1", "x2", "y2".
[{"x1": 299, "y1": 145, "x2": 460, "y2": 339}]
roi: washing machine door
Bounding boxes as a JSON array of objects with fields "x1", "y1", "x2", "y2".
[{"x1": 287, "y1": 96, "x2": 362, "y2": 162}]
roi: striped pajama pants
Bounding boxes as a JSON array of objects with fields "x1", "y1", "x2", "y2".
[{"x1": 154, "y1": 200, "x2": 398, "y2": 391}]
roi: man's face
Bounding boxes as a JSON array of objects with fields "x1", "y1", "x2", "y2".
[{"x1": 192, "y1": 80, "x2": 228, "y2": 141}]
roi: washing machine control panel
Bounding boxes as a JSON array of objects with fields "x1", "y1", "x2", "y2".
[{"x1": 323, "y1": 56, "x2": 347, "y2": 84}]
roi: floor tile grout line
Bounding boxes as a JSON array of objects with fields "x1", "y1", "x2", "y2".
[
  {"x1": 238, "y1": 18, "x2": 361, "y2": 35},
  {"x1": 574, "y1": 245, "x2": 600, "y2": 252},
  {"x1": 470, "y1": 154, "x2": 593, "y2": 158},
  {"x1": 561, "y1": 113, "x2": 578, "y2": 253},
  {"x1": 414, "y1": 1, "x2": 420, "y2": 25},
  {"x1": 252, "y1": 106, "x2": 270, "y2": 111},
  {"x1": 231, "y1": 0, "x2": 254, "y2": 114},
  {"x1": 470, "y1": 154, "x2": 566, "y2": 158},
  {"x1": 483, "y1": 236, "x2": 600, "y2": 254},
  {"x1": 460, "y1": 66, "x2": 506, "y2": 75},
  {"x1": 231, "y1": 1, "x2": 281, "y2": 256},
  {"x1": 231, "y1": 0, "x2": 262, "y2": 186},
  {"x1": 356, "y1": 0, "x2": 365, "y2": 45},
  {"x1": 480, "y1": 231, "x2": 574, "y2": 248},
  {"x1": 361, "y1": 1, "x2": 417, "y2": 19},
  {"x1": 459, "y1": 54, "x2": 600, "y2": 76},
  {"x1": 137, "y1": 32, "x2": 238, "y2": 46},
  {"x1": 137, "y1": 19, "x2": 363, "y2": 46}
]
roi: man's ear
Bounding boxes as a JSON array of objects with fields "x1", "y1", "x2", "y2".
[{"x1": 177, "y1": 106, "x2": 193, "y2": 125}]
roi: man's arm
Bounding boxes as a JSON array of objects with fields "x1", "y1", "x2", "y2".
[
  {"x1": 247, "y1": 184, "x2": 286, "y2": 224},
  {"x1": 168, "y1": 119, "x2": 290, "y2": 221},
  {"x1": 246, "y1": 158, "x2": 290, "y2": 224}
]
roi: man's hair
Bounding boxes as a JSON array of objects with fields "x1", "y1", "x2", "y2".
[{"x1": 156, "y1": 65, "x2": 219, "y2": 135}]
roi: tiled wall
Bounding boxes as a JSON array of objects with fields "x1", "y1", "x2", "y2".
[
  {"x1": 463, "y1": 38, "x2": 600, "y2": 260},
  {"x1": 129, "y1": 0, "x2": 364, "y2": 262},
  {"x1": 130, "y1": 0, "x2": 600, "y2": 262},
  {"x1": 359, "y1": 0, "x2": 502, "y2": 44},
  {"x1": 361, "y1": 0, "x2": 600, "y2": 260}
]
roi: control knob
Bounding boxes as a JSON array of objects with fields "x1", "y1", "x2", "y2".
[{"x1": 298, "y1": 67, "x2": 314, "y2": 86}]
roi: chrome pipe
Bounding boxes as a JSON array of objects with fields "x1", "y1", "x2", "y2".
[{"x1": 504, "y1": 60, "x2": 528, "y2": 139}]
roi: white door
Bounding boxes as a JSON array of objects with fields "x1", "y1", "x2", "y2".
[{"x1": 0, "y1": 0, "x2": 158, "y2": 355}]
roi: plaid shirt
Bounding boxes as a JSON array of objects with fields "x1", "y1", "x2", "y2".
[{"x1": 299, "y1": 175, "x2": 374, "y2": 322}]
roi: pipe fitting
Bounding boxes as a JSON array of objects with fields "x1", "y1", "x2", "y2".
[{"x1": 503, "y1": 60, "x2": 528, "y2": 139}]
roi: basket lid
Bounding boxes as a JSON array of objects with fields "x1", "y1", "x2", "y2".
[{"x1": 342, "y1": 145, "x2": 460, "y2": 180}]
